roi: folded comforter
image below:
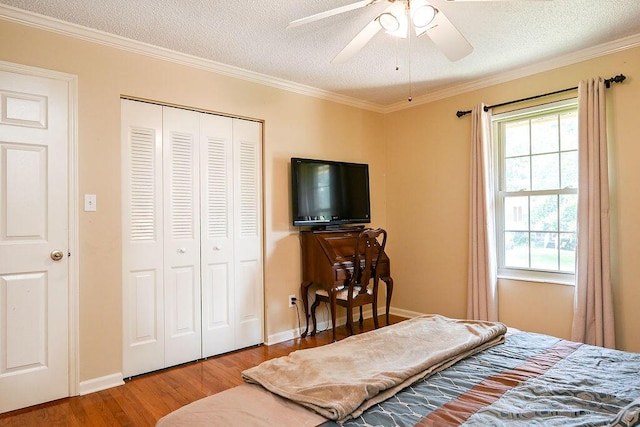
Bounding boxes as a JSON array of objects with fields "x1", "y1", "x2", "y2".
[{"x1": 242, "y1": 314, "x2": 507, "y2": 423}]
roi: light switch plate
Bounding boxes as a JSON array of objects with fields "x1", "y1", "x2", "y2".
[{"x1": 84, "y1": 194, "x2": 97, "y2": 212}]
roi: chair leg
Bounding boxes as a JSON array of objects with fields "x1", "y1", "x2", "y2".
[
  {"x1": 345, "y1": 305, "x2": 355, "y2": 335},
  {"x1": 359, "y1": 306, "x2": 364, "y2": 325},
  {"x1": 372, "y1": 302, "x2": 379, "y2": 329},
  {"x1": 385, "y1": 277, "x2": 393, "y2": 326},
  {"x1": 372, "y1": 284, "x2": 380, "y2": 329},
  {"x1": 310, "y1": 297, "x2": 321, "y2": 336},
  {"x1": 329, "y1": 292, "x2": 338, "y2": 342}
]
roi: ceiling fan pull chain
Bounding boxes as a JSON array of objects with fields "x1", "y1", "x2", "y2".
[{"x1": 408, "y1": 30, "x2": 413, "y2": 102}]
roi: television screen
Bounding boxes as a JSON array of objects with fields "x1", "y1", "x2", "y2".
[{"x1": 291, "y1": 157, "x2": 371, "y2": 227}]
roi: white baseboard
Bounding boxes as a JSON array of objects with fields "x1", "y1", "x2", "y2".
[
  {"x1": 79, "y1": 372, "x2": 125, "y2": 395},
  {"x1": 389, "y1": 307, "x2": 426, "y2": 319},
  {"x1": 265, "y1": 316, "x2": 340, "y2": 345},
  {"x1": 266, "y1": 328, "x2": 301, "y2": 345},
  {"x1": 266, "y1": 305, "x2": 404, "y2": 345}
]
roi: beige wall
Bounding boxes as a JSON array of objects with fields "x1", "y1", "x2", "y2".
[
  {"x1": 498, "y1": 279, "x2": 574, "y2": 339},
  {"x1": 1, "y1": 18, "x2": 639, "y2": 386},
  {"x1": 384, "y1": 46, "x2": 640, "y2": 352},
  {"x1": 0, "y1": 20, "x2": 387, "y2": 381}
]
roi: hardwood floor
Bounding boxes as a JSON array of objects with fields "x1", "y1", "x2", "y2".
[{"x1": 0, "y1": 315, "x2": 406, "y2": 426}]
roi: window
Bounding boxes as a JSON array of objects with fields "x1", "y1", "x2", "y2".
[{"x1": 493, "y1": 99, "x2": 578, "y2": 284}]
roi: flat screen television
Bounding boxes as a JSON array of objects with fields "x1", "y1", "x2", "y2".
[{"x1": 291, "y1": 157, "x2": 371, "y2": 228}]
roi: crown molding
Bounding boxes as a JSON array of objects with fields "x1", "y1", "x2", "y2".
[
  {"x1": 0, "y1": 5, "x2": 387, "y2": 114},
  {"x1": 383, "y1": 32, "x2": 640, "y2": 113},
  {"x1": 2, "y1": 4, "x2": 638, "y2": 115}
]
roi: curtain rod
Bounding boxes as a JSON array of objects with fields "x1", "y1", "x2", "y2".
[{"x1": 455, "y1": 74, "x2": 626, "y2": 118}]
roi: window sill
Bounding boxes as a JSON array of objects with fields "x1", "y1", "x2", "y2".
[{"x1": 497, "y1": 274, "x2": 575, "y2": 287}]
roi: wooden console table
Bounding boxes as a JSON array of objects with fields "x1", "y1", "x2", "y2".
[{"x1": 299, "y1": 228, "x2": 393, "y2": 341}]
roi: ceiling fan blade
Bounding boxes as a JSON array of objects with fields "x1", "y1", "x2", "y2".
[
  {"x1": 421, "y1": 10, "x2": 473, "y2": 61},
  {"x1": 287, "y1": 0, "x2": 378, "y2": 29},
  {"x1": 331, "y1": 16, "x2": 383, "y2": 64}
]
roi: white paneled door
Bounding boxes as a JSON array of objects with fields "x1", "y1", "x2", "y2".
[{"x1": 0, "y1": 67, "x2": 70, "y2": 412}]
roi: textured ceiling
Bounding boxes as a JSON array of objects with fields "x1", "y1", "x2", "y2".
[{"x1": 2, "y1": 0, "x2": 640, "y2": 107}]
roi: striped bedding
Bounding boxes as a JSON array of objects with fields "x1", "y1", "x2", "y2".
[{"x1": 321, "y1": 331, "x2": 640, "y2": 426}]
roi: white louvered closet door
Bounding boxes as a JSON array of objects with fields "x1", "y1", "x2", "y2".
[
  {"x1": 200, "y1": 114, "x2": 236, "y2": 356},
  {"x1": 162, "y1": 107, "x2": 202, "y2": 367},
  {"x1": 121, "y1": 100, "x2": 164, "y2": 377},
  {"x1": 232, "y1": 118, "x2": 263, "y2": 349},
  {"x1": 122, "y1": 100, "x2": 263, "y2": 377},
  {"x1": 200, "y1": 116, "x2": 263, "y2": 356}
]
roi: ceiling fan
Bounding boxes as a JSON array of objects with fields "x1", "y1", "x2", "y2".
[{"x1": 287, "y1": 0, "x2": 549, "y2": 64}]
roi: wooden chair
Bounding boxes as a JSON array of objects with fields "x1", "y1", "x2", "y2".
[{"x1": 310, "y1": 228, "x2": 387, "y2": 341}]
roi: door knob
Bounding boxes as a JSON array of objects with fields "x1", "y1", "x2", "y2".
[{"x1": 50, "y1": 250, "x2": 64, "y2": 261}]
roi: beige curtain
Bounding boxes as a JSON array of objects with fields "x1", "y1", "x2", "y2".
[
  {"x1": 467, "y1": 103, "x2": 498, "y2": 321},
  {"x1": 571, "y1": 78, "x2": 616, "y2": 348}
]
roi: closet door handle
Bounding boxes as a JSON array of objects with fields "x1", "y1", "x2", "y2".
[
  {"x1": 213, "y1": 245, "x2": 222, "y2": 251},
  {"x1": 177, "y1": 248, "x2": 187, "y2": 253}
]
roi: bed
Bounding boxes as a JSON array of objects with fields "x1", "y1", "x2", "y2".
[{"x1": 157, "y1": 315, "x2": 640, "y2": 426}]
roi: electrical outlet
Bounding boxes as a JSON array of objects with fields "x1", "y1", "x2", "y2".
[
  {"x1": 288, "y1": 294, "x2": 297, "y2": 308},
  {"x1": 84, "y1": 194, "x2": 97, "y2": 212}
]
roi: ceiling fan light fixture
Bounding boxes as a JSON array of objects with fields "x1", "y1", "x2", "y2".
[
  {"x1": 378, "y1": 12, "x2": 400, "y2": 32},
  {"x1": 412, "y1": 5, "x2": 437, "y2": 28}
]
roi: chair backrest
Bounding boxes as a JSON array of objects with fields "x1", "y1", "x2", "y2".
[{"x1": 350, "y1": 228, "x2": 387, "y2": 296}]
